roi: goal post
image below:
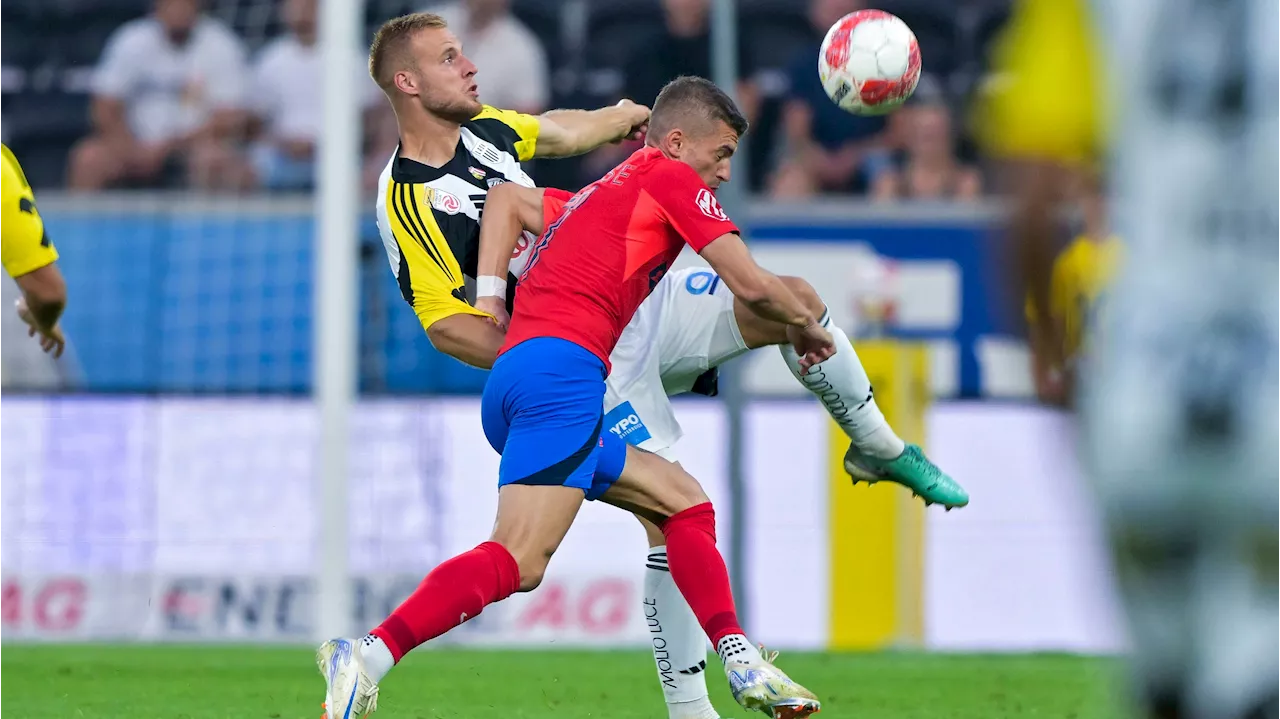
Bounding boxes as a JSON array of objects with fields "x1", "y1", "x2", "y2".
[{"x1": 314, "y1": 0, "x2": 363, "y2": 642}]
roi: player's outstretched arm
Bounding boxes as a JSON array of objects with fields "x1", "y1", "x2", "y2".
[
  {"x1": 699, "y1": 233, "x2": 835, "y2": 371},
  {"x1": 700, "y1": 233, "x2": 812, "y2": 327},
  {"x1": 534, "y1": 100, "x2": 650, "y2": 158},
  {"x1": 13, "y1": 263, "x2": 67, "y2": 357}
]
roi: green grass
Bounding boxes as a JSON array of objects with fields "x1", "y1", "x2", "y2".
[{"x1": 1, "y1": 645, "x2": 1127, "y2": 719}]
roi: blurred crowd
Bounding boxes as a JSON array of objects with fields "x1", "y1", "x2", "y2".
[{"x1": 1, "y1": 0, "x2": 1009, "y2": 198}]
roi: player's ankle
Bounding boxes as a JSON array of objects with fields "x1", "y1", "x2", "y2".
[
  {"x1": 667, "y1": 696, "x2": 720, "y2": 719},
  {"x1": 359, "y1": 633, "x2": 395, "y2": 683},
  {"x1": 715, "y1": 634, "x2": 763, "y2": 666},
  {"x1": 852, "y1": 410, "x2": 906, "y2": 460}
]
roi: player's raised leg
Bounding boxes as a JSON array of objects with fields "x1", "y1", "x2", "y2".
[
  {"x1": 601, "y1": 449, "x2": 822, "y2": 718},
  {"x1": 736, "y1": 275, "x2": 968, "y2": 508}
]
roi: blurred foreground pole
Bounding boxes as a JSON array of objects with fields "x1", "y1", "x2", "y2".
[
  {"x1": 710, "y1": 0, "x2": 750, "y2": 630},
  {"x1": 315, "y1": 0, "x2": 361, "y2": 641}
]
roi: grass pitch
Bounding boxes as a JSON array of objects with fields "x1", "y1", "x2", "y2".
[{"x1": 2, "y1": 645, "x2": 1127, "y2": 718}]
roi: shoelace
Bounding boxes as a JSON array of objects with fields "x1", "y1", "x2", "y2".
[
  {"x1": 758, "y1": 644, "x2": 781, "y2": 664},
  {"x1": 900, "y1": 447, "x2": 944, "y2": 487}
]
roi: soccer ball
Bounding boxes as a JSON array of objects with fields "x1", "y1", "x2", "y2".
[{"x1": 818, "y1": 9, "x2": 921, "y2": 116}]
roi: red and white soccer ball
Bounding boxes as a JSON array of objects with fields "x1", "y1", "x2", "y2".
[{"x1": 818, "y1": 9, "x2": 922, "y2": 116}]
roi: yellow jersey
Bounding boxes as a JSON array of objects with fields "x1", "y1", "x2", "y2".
[
  {"x1": 974, "y1": 0, "x2": 1105, "y2": 166},
  {"x1": 374, "y1": 106, "x2": 540, "y2": 332},
  {"x1": 1, "y1": 144, "x2": 58, "y2": 278},
  {"x1": 1026, "y1": 234, "x2": 1122, "y2": 359}
]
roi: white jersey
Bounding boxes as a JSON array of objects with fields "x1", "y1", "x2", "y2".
[{"x1": 602, "y1": 268, "x2": 748, "y2": 460}]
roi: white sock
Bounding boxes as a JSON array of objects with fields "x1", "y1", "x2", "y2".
[
  {"x1": 644, "y1": 547, "x2": 720, "y2": 719},
  {"x1": 779, "y1": 311, "x2": 905, "y2": 460},
  {"x1": 359, "y1": 634, "x2": 395, "y2": 683},
  {"x1": 715, "y1": 634, "x2": 764, "y2": 667}
]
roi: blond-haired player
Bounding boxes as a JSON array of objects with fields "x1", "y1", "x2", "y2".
[{"x1": 1, "y1": 144, "x2": 67, "y2": 357}]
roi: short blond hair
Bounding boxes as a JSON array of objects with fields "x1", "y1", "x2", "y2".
[{"x1": 368, "y1": 12, "x2": 448, "y2": 90}]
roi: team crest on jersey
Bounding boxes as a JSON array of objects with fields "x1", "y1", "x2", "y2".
[
  {"x1": 695, "y1": 188, "x2": 728, "y2": 221},
  {"x1": 424, "y1": 187, "x2": 462, "y2": 215},
  {"x1": 468, "y1": 166, "x2": 487, "y2": 180}
]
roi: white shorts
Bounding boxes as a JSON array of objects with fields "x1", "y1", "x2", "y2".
[{"x1": 603, "y1": 267, "x2": 749, "y2": 460}]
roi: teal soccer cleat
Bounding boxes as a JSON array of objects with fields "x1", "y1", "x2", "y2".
[{"x1": 844, "y1": 443, "x2": 970, "y2": 509}]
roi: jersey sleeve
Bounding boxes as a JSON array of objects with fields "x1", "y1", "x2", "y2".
[
  {"x1": 645, "y1": 162, "x2": 739, "y2": 253},
  {"x1": 467, "y1": 105, "x2": 540, "y2": 162},
  {"x1": 973, "y1": 0, "x2": 1105, "y2": 166},
  {"x1": 1, "y1": 146, "x2": 57, "y2": 278}
]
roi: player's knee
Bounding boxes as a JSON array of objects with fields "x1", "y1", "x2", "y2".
[
  {"x1": 636, "y1": 513, "x2": 667, "y2": 548},
  {"x1": 489, "y1": 534, "x2": 555, "y2": 592},
  {"x1": 780, "y1": 276, "x2": 826, "y2": 317},
  {"x1": 510, "y1": 549, "x2": 551, "y2": 592},
  {"x1": 651, "y1": 461, "x2": 711, "y2": 519}
]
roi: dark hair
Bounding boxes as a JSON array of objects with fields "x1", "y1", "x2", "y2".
[{"x1": 649, "y1": 76, "x2": 749, "y2": 140}]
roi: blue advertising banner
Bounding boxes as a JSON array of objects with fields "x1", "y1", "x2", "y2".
[{"x1": 31, "y1": 198, "x2": 1016, "y2": 396}]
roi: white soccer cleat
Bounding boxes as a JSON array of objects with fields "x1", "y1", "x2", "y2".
[
  {"x1": 725, "y1": 647, "x2": 821, "y2": 718},
  {"x1": 317, "y1": 638, "x2": 379, "y2": 719}
]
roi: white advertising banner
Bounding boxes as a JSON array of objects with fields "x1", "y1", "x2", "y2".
[
  {"x1": 0, "y1": 396, "x2": 824, "y2": 647},
  {"x1": 924, "y1": 404, "x2": 1127, "y2": 654},
  {"x1": 1, "y1": 397, "x2": 1123, "y2": 652}
]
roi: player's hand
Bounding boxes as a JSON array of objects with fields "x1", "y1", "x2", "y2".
[
  {"x1": 615, "y1": 99, "x2": 650, "y2": 143},
  {"x1": 15, "y1": 297, "x2": 65, "y2": 358},
  {"x1": 475, "y1": 296, "x2": 510, "y2": 332},
  {"x1": 787, "y1": 321, "x2": 836, "y2": 374}
]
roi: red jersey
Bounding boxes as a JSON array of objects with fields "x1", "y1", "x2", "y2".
[{"x1": 502, "y1": 147, "x2": 738, "y2": 369}]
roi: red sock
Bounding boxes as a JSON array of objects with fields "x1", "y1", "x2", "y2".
[
  {"x1": 371, "y1": 541, "x2": 520, "y2": 661},
  {"x1": 661, "y1": 502, "x2": 744, "y2": 647}
]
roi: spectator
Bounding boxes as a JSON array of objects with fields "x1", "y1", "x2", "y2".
[
  {"x1": 68, "y1": 0, "x2": 252, "y2": 190},
  {"x1": 1024, "y1": 172, "x2": 1121, "y2": 407},
  {"x1": 424, "y1": 0, "x2": 549, "y2": 114},
  {"x1": 248, "y1": 0, "x2": 385, "y2": 191},
  {"x1": 580, "y1": 0, "x2": 759, "y2": 184},
  {"x1": 871, "y1": 94, "x2": 982, "y2": 201},
  {"x1": 769, "y1": 0, "x2": 888, "y2": 198},
  {"x1": 621, "y1": 0, "x2": 759, "y2": 118}
]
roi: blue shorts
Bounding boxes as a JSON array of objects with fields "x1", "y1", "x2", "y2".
[{"x1": 481, "y1": 337, "x2": 628, "y2": 500}]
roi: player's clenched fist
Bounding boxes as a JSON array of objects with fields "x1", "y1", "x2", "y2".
[
  {"x1": 15, "y1": 296, "x2": 65, "y2": 358},
  {"x1": 475, "y1": 295, "x2": 510, "y2": 332},
  {"x1": 787, "y1": 321, "x2": 836, "y2": 374},
  {"x1": 615, "y1": 99, "x2": 650, "y2": 143}
]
